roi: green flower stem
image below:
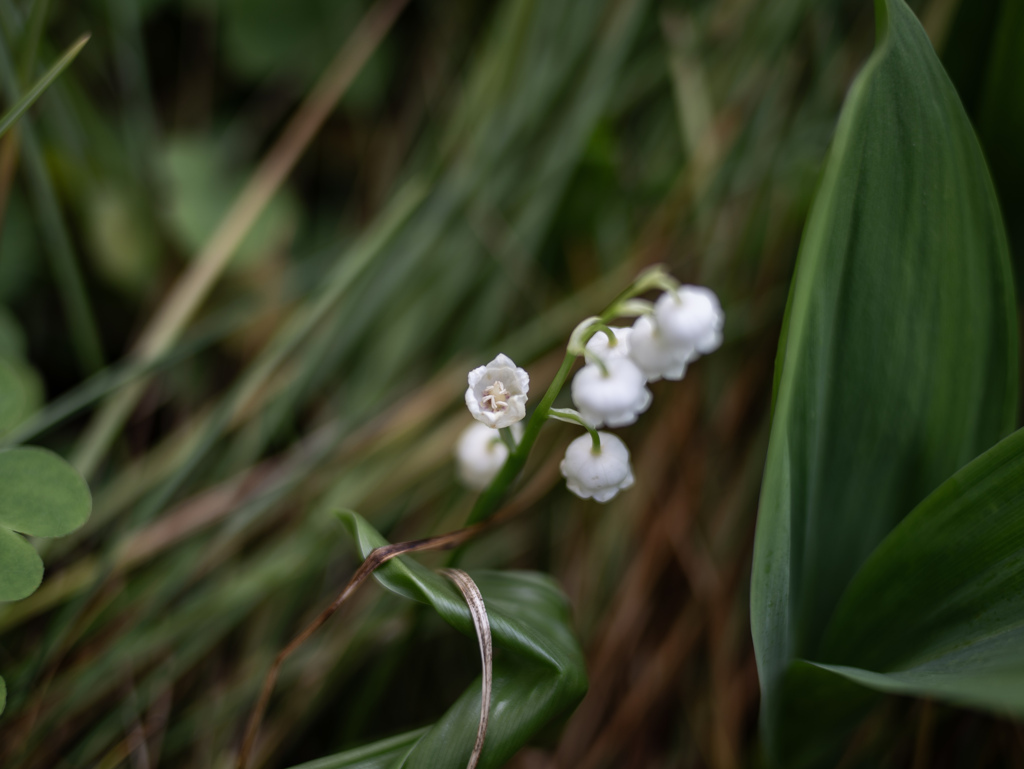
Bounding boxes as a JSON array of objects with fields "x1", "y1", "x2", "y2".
[
  {"x1": 463, "y1": 351, "x2": 576, "y2": 526},
  {"x1": 547, "y1": 408, "x2": 601, "y2": 452},
  {"x1": 498, "y1": 427, "x2": 517, "y2": 452}
]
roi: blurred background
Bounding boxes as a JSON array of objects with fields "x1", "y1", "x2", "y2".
[{"x1": 0, "y1": 0, "x2": 1021, "y2": 766}]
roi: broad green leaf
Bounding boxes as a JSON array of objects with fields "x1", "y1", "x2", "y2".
[
  {"x1": 0, "y1": 447, "x2": 91, "y2": 537},
  {"x1": 0, "y1": 524, "x2": 43, "y2": 602},
  {"x1": 814, "y1": 426, "x2": 1024, "y2": 700},
  {"x1": 767, "y1": 428, "x2": 1024, "y2": 764},
  {"x1": 0, "y1": 674, "x2": 5, "y2": 716},
  {"x1": 328, "y1": 512, "x2": 587, "y2": 769},
  {"x1": 0, "y1": 448, "x2": 90, "y2": 602},
  {"x1": 0, "y1": 34, "x2": 89, "y2": 139},
  {"x1": 750, "y1": 0, "x2": 1017, "y2": 762},
  {"x1": 285, "y1": 729, "x2": 428, "y2": 769}
]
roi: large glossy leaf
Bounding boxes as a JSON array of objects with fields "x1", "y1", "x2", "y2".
[
  {"x1": 306, "y1": 512, "x2": 587, "y2": 769},
  {"x1": 815, "y1": 426, "x2": 1024, "y2": 695},
  {"x1": 750, "y1": 0, "x2": 1017, "y2": 762}
]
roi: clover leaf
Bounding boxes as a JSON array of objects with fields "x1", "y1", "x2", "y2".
[{"x1": 0, "y1": 446, "x2": 91, "y2": 717}]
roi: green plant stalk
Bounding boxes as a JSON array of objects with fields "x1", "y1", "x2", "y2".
[
  {"x1": 0, "y1": 31, "x2": 103, "y2": 373},
  {"x1": 548, "y1": 407, "x2": 601, "y2": 451}
]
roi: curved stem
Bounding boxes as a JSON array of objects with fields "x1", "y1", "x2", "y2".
[{"x1": 547, "y1": 407, "x2": 601, "y2": 451}]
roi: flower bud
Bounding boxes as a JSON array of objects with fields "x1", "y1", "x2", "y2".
[
  {"x1": 465, "y1": 354, "x2": 530, "y2": 429},
  {"x1": 560, "y1": 431, "x2": 634, "y2": 502},
  {"x1": 653, "y1": 286, "x2": 724, "y2": 354},
  {"x1": 455, "y1": 421, "x2": 523, "y2": 490},
  {"x1": 571, "y1": 357, "x2": 651, "y2": 428}
]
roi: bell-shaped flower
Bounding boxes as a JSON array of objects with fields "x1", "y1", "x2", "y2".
[
  {"x1": 465, "y1": 354, "x2": 529, "y2": 429},
  {"x1": 628, "y1": 314, "x2": 692, "y2": 382},
  {"x1": 584, "y1": 326, "x2": 632, "y2": 364},
  {"x1": 560, "y1": 431, "x2": 635, "y2": 503},
  {"x1": 571, "y1": 356, "x2": 651, "y2": 428},
  {"x1": 455, "y1": 421, "x2": 524, "y2": 491},
  {"x1": 653, "y1": 286, "x2": 724, "y2": 355}
]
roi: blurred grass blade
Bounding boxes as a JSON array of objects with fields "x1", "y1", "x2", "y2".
[
  {"x1": 71, "y1": 0, "x2": 410, "y2": 479},
  {"x1": 16, "y1": 0, "x2": 51, "y2": 82},
  {"x1": 810, "y1": 426, "x2": 1024, "y2": 705},
  {"x1": 0, "y1": 30, "x2": 103, "y2": 373},
  {"x1": 0, "y1": 33, "x2": 87, "y2": 139},
  {"x1": 284, "y1": 728, "x2": 428, "y2": 769},
  {"x1": 337, "y1": 512, "x2": 587, "y2": 769},
  {"x1": 751, "y1": 0, "x2": 1017, "y2": 763}
]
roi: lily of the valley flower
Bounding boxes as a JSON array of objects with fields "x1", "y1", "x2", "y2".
[
  {"x1": 560, "y1": 431, "x2": 634, "y2": 502},
  {"x1": 628, "y1": 314, "x2": 692, "y2": 382},
  {"x1": 571, "y1": 356, "x2": 651, "y2": 428},
  {"x1": 455, "y1": 421, "x2": 524, "y2": 490},
  {"x1": 653, "y1": 286, "x2": 724, "y2": 355},
  {"x1": 465, "y1": 354, "x2": 529, "y2": 428}
]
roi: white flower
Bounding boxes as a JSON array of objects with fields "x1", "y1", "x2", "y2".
[
  {"x1": 584, "y1": 326, "x2": 632, "y2": 364},
  {"x1": 628, "y1": 314, "x2": 692, "y2": 383},
  {"x1": 571, "y1": 356, "x2": 651, "y2": 428},
  {"x1": 560, "y1": 431, "x2": 634, "y2": 503},
  {"x1": 653, "y1": 286, "x2": 724, "y2": 355},
  {"x1": 455, "y1": 421, "x2": 524, "y2": 490},
  {"x1": 465, "y1": 354, "x2": 530, "y2": 428}
]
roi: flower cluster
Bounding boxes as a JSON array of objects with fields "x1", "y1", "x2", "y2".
[
  {"x1": 454, "y1": 272, "x2": 724, "y2": 505},
  {"x1": 560, "y1": 285, "x2": 723, "y2": 501}
]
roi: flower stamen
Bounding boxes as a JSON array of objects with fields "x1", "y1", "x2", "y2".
[{"x1": 481, "y1": 381, "x2": 510, "y2": 412}]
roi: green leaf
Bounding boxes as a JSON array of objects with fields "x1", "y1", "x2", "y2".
[
  {"x1": 320, "y1": 512, "x2": 587, "y2": 769},
  {"x1": 0, "y1": 447, "x2": 90, "y2": 602},
  {"x1": 0, "y1": 447, "x2": 91, "y2": 537},
  {"x1": 0, "y1": 34, "x2": 89, "y2": 139},
  {"x1": 0, "y1": 524, "x2": 43, "y2": 602},
  {"x1": 0, "y1": 674, "x2": 6, "y2": 716},
  {"x1": 285, "y1": 728, "x2": 428, "y2": 769},
  {"x1": 750, "y1": 0, "x2": 1017, "y2": 762},
  {"x1": 815, "y1": 426, "x2": 1024, "y2": 702}
]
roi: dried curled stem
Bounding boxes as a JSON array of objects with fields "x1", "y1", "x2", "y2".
[
  {"x1": 236, "y1": 508, "x2": 513, "y2": 769},
  {"x1": 440, "y1": 569, "x2": 493, "y2": 769}
]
